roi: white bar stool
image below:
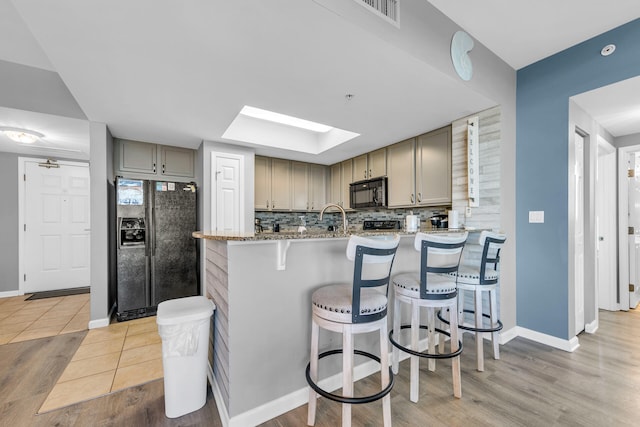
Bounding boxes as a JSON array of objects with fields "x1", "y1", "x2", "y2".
[
  {"x1": 442, "y1": 231, "x2": 506, "y2": 372},
  {"x1": 389, "y1": 232, "x2": 467, "y2": 402},
  {"x1": 306, "y1": 235, "x2": 400, "y2": 427}
]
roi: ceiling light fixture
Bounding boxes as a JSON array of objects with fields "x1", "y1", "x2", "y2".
[
  {"x1": 601, "y1": 44, "x2": 616, "y2": 57},
  {"x1": 239, "y1": 106, "x2": 333, "y2": 133},
  {"x1": 0, "y1": 126, "x2": 44, "y2": 144}
]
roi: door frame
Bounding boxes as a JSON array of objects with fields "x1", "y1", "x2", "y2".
[{"x1": 17, "y1": 157, "x2": 90, "y2": 295}]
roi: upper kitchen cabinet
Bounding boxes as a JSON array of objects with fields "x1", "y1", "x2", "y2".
[
  {"x1": 256, "y1": 157, "x2": 292, "y2": 211},
  {"x1": 416, "y1": 126, "x2": 451, "y2": 205},
  {"x1": 329, "y1": 159, "x2": 353, "y2": 209},
  {"x1": 353, "y1": 148, "x2": 387, "y2": 181},
  {"x1": 256, "y1": 157, "x2": 327, "y2": 212},
  {"x1": 386, "y1": 126, "x2": 452, "y2": 208},
  {"x1": 292, "y1": 162, "x2": 327, "y2": 211},
  {"x1": 386, "y1": 138, "x2": 416, "y2": 207},
  {"x1": 114, "y1": 138, "x2": 195, "y2": 181},
  {"x1": 255, "y1": 156, "x2": 272, "y2": 210}
]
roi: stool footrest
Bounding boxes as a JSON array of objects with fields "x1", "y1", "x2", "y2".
[
  {"x1": 305, "y1": 349, "x2": 394, "y2": 405},
  {"x1": 438, "y1": 309, "x2": 504, "y2": 333},
  {"x1": 389, "y1": 325, "x2": 463, "y2": 359}
]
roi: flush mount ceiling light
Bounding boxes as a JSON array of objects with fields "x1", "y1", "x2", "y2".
[
  {"x1": 0, "y1": 126, "x2": 44, "y2": 144},
  {"x1": 239, "y1": 106, "x2": 333, "y2": 133}
]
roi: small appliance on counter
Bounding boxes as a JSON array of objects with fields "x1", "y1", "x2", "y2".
[
  {"x1": 448, "y1": 210, "x2": 460, "y2": 229},
  {"x1": 430, "y1": 214, "x2": 448, "y2": 229},
  {"x1": 362, "y1": 219, "x2": 402, "y2": 231}
]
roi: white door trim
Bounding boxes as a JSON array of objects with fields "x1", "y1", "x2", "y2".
[
  {"x1": 18, "y1": 157, "x2": 90, "y2": 295},
  {"x1": 596, "y1": 136, "x2": 617, "y2": 311}
]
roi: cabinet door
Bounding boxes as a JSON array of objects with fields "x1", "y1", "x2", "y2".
[
  {"x1": 341, "y1": 159, "x2": 353, "y2": 209},
  {"x1": 117, "y1": 139, "x2": 157, "y2": 175},
  {"x1": 417, "y1": 126, "x2": 452, "y2": 205},
  {"x1": 270, "y1": 158, "x2": 291, "y2": 210},
  {"x1": 387, "y1": 138, "x2": 416, "y2": 207},
  {"x1": 329, "y1": 163, "x2": 341, "y2": 206},
  {"x1": 369, "y1": 148, "x2": 386, "y2": 179},
  {"x1": 161, "y1": 146, "x2": 194, "y2": 178},
  {"x1": 353, "y1": 155, "x2": 368, "y2": 182},
  {"x1": 292, "y1": 161, "x2": 309, "y2": 211},
  {"x1": 308, "y1": 164, "x2": 327, "y2": 211},
  {"x1": 254, "y1": 156, "x2": 271, "y2": 210}
]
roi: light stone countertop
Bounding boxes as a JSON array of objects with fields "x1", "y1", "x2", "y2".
[{"x1": 192, "y1": 228, "x2": 472, "y2": 241}]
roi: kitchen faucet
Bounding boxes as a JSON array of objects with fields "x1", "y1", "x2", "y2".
[{"x1": 319, "y1": 203, "x2": 348, "y2": 234}]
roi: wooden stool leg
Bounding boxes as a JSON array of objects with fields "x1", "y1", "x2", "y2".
[
  {"x1": 427, "y1": 307, "x2": 436, "y2": 372},
  {"x1": 410, "y1": 301, "x2": 420, "y2": 403},
  {"x1": 380, "y1": 319, "x2": 392, "y2": 427},
  {"x1": 438, "y1": 308, "x2": 446, "y2": 353},
  {"x1": 450, "y1": 300, "x2": 462, "y2": 398},
  {"x1": 307, "y1": 320, "x2": 319, "y2": 426},
  {"x1": 392, "y1": 293, "x2": 401, "y2": 375},
  {"x1": 342, "y1": 325, "x2": 353, "y2": 427},
  {"x1": 490, "y1": 289, "x2": 500, "y2": 360},
  {"x1": 475, "y1": 289, "x2": 484, "y2": 372}
]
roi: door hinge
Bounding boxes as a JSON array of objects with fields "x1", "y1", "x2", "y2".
[
  {"x1": 630, "y1": 284, "x2": 635, "y2": 292},
  {"x1": 24, "y1": 274, "x2": 26, "y2": 281},
  {"x1": 23, "y1": 173, "x2": 26, "y2": 181},
  {"x1": 629, "y1": 169, "x2": 635, "y2": 178},
  {"x1": 24, "y1": 224, "x2": 26, "y2": 231},
  {"x1": 629, "y1": 227, "x2": 635, "y2": 235}
]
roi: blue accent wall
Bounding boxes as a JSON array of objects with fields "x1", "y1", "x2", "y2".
[{"x1": 516, "y1": 19, "x2": 640, "y2": 339}]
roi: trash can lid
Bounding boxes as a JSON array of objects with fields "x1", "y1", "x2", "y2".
[{"x1": 156, "y1": 296, "x2": 215, "y2": 325}]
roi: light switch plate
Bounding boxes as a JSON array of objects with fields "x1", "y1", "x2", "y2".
[{"x1": 529, "y1": 211, "x2": 544, "y2": 223}]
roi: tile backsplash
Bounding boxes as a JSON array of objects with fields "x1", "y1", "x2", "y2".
[{"x1": 255, "y1": 206, "x2": 450, "y2": 233}]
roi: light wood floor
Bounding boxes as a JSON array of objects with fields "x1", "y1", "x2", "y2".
[{"x1": 1, "y1": 309, "x2": 639, "y2": 426}]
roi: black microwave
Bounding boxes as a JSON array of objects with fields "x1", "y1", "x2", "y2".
[{"x1": 349, "y1": 176, "x2": 387, "y2": 209}]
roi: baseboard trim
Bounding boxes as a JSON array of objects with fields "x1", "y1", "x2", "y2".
[
  {"x1": 499, "y1": 326, "x2": 518, "y2": 345},
  {"x1": 209, "y1": 372, "x2": 231, "y2": 427},
  {"x1": 88, "y1": 318, "x2": 110, "y2": 329},
  {"x1": 516, "y1": 326, "x2": 580, "y2": 352},
  {"x1": 0, "y1": 290, "x2": 21, "y2": 298},
  {"x1": 585, "y1": 319, "x2": 598, "y2": 334}
]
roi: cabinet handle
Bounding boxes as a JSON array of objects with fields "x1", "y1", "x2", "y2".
[
  {"x1": 417, "y1": 193, "x2": 422, "y2": 203},
  {"x1": 162, "y1": 164, "x2": 165, "y2": 174},
  {"x1": 369, "y1": 169, "x2": 372, "y2": 178},
  {"x1": 266, "y1": 201, "x2": 269, "y2": 209},
  {"x1": 272, "y1": 201, "x2": 275, "y2": 209},
  {"x1": 410, "y1": 194, "x2": 415, "y2": 203},
  {"x1": 153, "y1": 163, "x2": 156, "y2": 173}
]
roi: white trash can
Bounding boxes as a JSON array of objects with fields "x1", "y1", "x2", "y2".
[{"x1": 157, "y1": 296, "x2": 216, "y2": 418}]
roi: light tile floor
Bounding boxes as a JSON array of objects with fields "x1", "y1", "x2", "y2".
[
  {"x1": 39, "y1": 315, "x2": 163, "y2": 413},
  {"x1": 0, "y1": 294, "x2": 164, "y2": 413},
  {"x1": 0, "y1": 293, "x2": 90, "y2": 344}
]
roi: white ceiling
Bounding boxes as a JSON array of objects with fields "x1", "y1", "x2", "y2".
[{"x1": 1, "y1": 0, "x2": 639, "y2": 162}]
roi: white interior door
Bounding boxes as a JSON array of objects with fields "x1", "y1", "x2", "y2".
[
  {"x1": 212, "y1": 152, "x2": 244, "y2": 233},
  {"x1": 628, "y1": 152, "x2": 640, "y2": 309},
  {"x1": 21, "y1": 159, "x2": 90, "y2": 293},
  {"x1": 596, "y1": 140, "x2": 617, "y2": 310},
  {"x1": 574, "y1": 133, "x2": 585, "y2": 333}
]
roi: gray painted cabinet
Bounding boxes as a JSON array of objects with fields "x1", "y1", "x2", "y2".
[
  {"x1": 114, "y1": 138, "x2": 195, "y2": 180},
  {"x1": 329, "y1": 159, "x2": 353, "y2": 209},
  {"x1": 353, "y1": 148, "x2": 386, "y2": 181}
]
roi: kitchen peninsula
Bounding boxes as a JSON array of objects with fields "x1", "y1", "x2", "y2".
[{"x1": 193, "y1": 230, "x2": 427, "y2": 426}]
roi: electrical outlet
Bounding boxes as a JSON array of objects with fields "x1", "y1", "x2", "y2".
[{"x1": 465, "y1": 207, "x2": 472, "y2": 218}]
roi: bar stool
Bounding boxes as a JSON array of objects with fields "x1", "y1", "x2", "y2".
[
  {"x1": 442, "y1": 231, "x2": 506, "y2": 372},
  {"x1": 389, "y1": 232, "x2": 467, "y2": 402},
  {"x1": 306, "y1": 235, "x2": 400, "y2": 427}
]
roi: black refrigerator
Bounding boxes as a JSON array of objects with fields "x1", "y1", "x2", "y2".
[{"x1": 115, "y1": 177, "x2": 198, "y2": 321}]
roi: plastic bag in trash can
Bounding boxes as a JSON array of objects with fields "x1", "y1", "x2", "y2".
[{"x1": 158, "y1": 317, "x2": 209, "y2": 357}]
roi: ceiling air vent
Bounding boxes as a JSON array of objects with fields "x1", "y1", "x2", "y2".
[{"x1": 355, "y1": 0, "x2": 399, "y2": 25}]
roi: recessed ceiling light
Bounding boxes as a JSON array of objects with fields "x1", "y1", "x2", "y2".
[
  {"x1": 601, "y1": 44, "x2": 616, "y2": 57},
  {"x1": 239, "y1": 106, "x2": 333, "y2": 133},
  {"x1": 0, "y1": 126, "x2": 44, "y2": 144}
]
